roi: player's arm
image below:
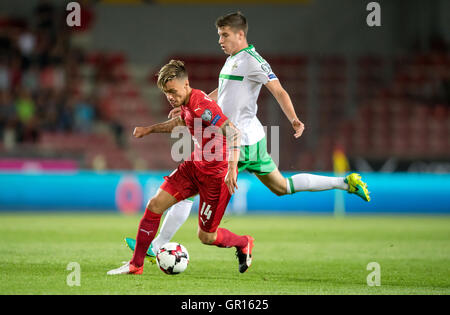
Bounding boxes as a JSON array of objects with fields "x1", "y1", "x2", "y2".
[
  {"x1": 133, "y1": 116, "x2": 186, "y2": 138},
  {"x1": 265, "y1": 79, "x2": 305, "y2": 139},
  {"x1": 220, "y1": 119, "x2": 241, "y2": 195}
]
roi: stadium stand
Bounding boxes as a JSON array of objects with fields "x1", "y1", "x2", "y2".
[
  {"x1": 0, "y1": 1, "x2": 175, "y2": 171},
  {"x1": 0, "y1": 2, "x2": 448, "y2": 172}
]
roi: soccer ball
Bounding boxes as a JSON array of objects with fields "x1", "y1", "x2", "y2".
[{"x1": 156, "y1": 242, "x2": 189, "y2": 275}]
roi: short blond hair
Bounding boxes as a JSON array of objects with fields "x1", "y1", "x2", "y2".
[{"x1": 156, "y1": 60, "x2": 188, "y2": 90}]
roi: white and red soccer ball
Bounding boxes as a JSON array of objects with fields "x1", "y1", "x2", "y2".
[{"x1": 156, "y1": 242, "x2": 189, "y2": 275}]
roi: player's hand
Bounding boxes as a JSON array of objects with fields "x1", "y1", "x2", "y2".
[
  {"x1": 292, "y1": 118, "x2": 305, "y2": 139},
  {"x1": 168, "y1": 107, "x2": 182, "y2": 119},
  {"x1": 133, "y1": 127, "x2": 149, "y2": 138},
  {"x1": 224, "y1": 167, "x2": 238, "y2": 195}
]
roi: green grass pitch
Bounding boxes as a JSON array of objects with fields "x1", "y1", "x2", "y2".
[{"x1": 0, "y1": 213, "x2": 449, "y2": 295}]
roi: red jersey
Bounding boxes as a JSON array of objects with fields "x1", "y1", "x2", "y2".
[{"x1": 181, "y1": 89, "x2": 229, "y2": 177}]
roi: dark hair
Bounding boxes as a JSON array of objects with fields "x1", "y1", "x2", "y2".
[
  {"x1": 215, "y1": 11, "x2": 248, "y2": 36},
  {"x1": 156, "y1": 60, "x2": 188, "y2": 90}
]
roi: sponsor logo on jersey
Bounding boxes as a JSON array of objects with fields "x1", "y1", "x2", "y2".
[
  {"x1": 211, "y1": 115, "x2": 221, "y2": 125},
  {"x1": 268, "y1": 73, "x2": 277, "y2": 80},
  {"x1": 201, "y1": 109, "x2": 212, "y2": 122}
]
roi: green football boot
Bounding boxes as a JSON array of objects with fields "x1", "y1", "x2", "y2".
[
  {"x1": 124, "y1": 237, "x2": 157, "y2": 264},
  {"x1": 345, "y1": 173, "x2": 371, "y2": 202}
]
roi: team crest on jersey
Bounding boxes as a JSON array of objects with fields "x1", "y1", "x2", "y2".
[
  {"x1": 201, "y1": 109, "x2": 212, "y2": 122},
  {"x1": 232, "y1": 62, "x2": 238, "y2": 70},
  {"x1": 261, "y1": 63, "x2": 272, "y2": 73}
]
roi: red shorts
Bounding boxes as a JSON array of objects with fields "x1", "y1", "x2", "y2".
[{"x1": 160, "y1": 161, "x2": 233, "y2": 233}]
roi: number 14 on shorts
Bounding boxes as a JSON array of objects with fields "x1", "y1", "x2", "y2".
[{"x1": 200, "y1": 202, "x2": 212, "y2": 225}]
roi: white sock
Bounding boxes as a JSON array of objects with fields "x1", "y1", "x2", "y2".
[
  {"x1": 286, "y1": 174, "x2": 348, "y2": 193},
  {"x1": 151, "y1": 198, "x2": 194, "y2": 253}
]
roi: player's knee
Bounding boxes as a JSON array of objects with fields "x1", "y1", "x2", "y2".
[{"x1": 146, "y1": 197, "x2": 165, "y2": 214}]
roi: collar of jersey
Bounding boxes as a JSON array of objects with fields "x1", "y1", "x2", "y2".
[{"x1": 231, "y1": 44, "x2": 254, "y2": 57}]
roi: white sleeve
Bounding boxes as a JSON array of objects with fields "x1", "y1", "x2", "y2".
[{"x1": 247, "y1": 58, "x2": 278, "y2": 84}]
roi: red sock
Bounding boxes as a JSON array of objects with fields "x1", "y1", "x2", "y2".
[
  {"x1": 212, "y1": 228, "x2": 248, "y2": 249},
  {"x1": 131, "y1": 210, "x2": 162, "y2": 267}
]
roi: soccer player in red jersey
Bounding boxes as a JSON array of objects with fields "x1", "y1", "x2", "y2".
[{"x1": 107, "y1": 60, "x2": 254, "y2": 275}]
